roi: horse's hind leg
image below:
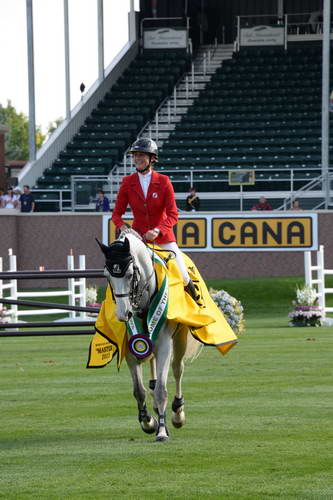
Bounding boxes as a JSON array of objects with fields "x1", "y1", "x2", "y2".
[
  {"x1": 126, "y1": 352, "x2": 157, "y2": 434},
  {"x1": 171, "y1": 324, "x2": 188, "y2": 428}
]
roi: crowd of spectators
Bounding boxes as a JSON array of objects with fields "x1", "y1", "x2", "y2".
[{"x1": 0, "y1": 185, "x2": 35, "y2": 212}]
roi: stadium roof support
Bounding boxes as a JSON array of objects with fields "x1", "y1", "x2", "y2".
[
  {"x1": 97, "y1": 0, "x2": 104, "y2": 81},
  {"x1": 64, "y1": 0, "x2": 71, "y2": 120},
  {"x1": 26, "y1": 0, "x2": 36, "y2": 161},
  {"x1": 322, "y1": 0, "x2": 331, "y2": 209}
]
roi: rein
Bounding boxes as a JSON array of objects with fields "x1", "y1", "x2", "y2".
[
  {"x1": 104, "y1": 230, "x2": 175, "y2": 314},
  {"x1": 112, "y1": 262, "x2": 155, "y2": 312}
]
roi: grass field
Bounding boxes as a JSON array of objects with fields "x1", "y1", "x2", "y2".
[{"x1": 1, "y1": 277, "x2": 333, "y2": 499}]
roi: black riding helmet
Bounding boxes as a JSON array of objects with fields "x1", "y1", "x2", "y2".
[{"x1": 129, "y1": 138, "x2": 158, "y2": 160}]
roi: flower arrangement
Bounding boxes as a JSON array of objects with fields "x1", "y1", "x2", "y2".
[
  {"x1": 209, "y1": 288, "x2": 245, "y2": 334},
  {"x1": 0, "y1": 305, "x2": 10, "y2": 325},
  {"x1": 86, "y1": 286, "x2": 101, "y2": 316},
  {"x1": 288, "y1": 285, "x2": 323, "y2": 327}
]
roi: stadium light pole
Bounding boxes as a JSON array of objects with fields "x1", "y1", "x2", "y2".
[
  {"x1": 26, "y1": 0, "x2": 36, "y2": 161},
  {"x1": 129, "y1": 0, "x2": 136, "y2": 42},
  {"x1": 64, "y1": 0, "x2": 71, "y2": 120},
  {"x1": 97, "y1": 0, "x2": 104, "y2": 81},
  {"x1": 322, "y1": 0, "x2": 331, "y2": 209}
]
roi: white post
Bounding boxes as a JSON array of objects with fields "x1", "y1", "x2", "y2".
[
  {"x1": 317, "y1": 245, "x2": 325, "y2": 319},
  {"x1": 78, "y1": 255, "x2": 86, "y2": 319},
  {"x1": 155, "y1": 111, "x2": 158, "y2": 142},
  {"x1": 203, "y1": 53, "x2": 207, "y2": 76},
  {"x1": 185, "y1": 75, "x2": 189, "y2": 101},
  {"x1": 237, "y1": 15, "x2": 241, "y2": 51},
  {"x1": 304, "y1": 251, "x2": 312, "y2": 287},
  {"x1": 173, "y1": 87, "x2": 177, "y2": 116},
  {"x1": 123, "y1": 153, "x2": 127, "y2": 176},
  {"x1": 67, "y1": 253, "x2": 75, "y2": 319},
  {"x1": 167, "y1": 100, "x2": 171, "y2": 124},
  {"x1": 9, "y1": 251, "x2": 18, "y2": 322},
  {"x1": 191, "y1": 62, "x2": 195, "y2": 91}
]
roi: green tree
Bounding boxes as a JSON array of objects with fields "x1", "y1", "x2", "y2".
[
  {"x1": 47, "y1": 117, "x2": 64, "y2": 138},
  {"x1": 0, "y1": 100, "x2": 45, "y2": 161}
]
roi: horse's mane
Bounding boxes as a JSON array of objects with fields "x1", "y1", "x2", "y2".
[{"x1": 119, "y1": 227, "x2": 143, "y2": 242}]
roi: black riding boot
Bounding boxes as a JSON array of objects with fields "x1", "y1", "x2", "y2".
[{"x1": 184, "y1": 279, "x2": 200, "y2": 302}]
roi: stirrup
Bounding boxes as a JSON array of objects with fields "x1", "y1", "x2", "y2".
[{"x1": 184, "y1": 279, "x2": 200, "y2": 302}]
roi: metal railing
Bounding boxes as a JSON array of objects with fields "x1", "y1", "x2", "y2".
[
  {"x1": 277, "y1": 172, "x2": 333, "y2": 210},
  {"x1": 33, "y1": 188, "x2": 71, "y2": 212},
  {"x1": 236, "y1": 12, "x2": 333, "y2": 51}
]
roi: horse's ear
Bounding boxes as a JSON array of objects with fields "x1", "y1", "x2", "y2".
[
  {"x1": 95, "y1": 238, "x2": 110, "y2": 256},
  {"x1": 123, "y1": 237, "x2": 130, "y2": 253}
]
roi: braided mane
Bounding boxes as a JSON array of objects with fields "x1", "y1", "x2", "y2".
[{"x1": 119, "y1": 227, "x2": 143, "y2": 241}]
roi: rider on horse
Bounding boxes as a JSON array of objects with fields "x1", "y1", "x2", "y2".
[{"x1": 111, "y1": 138, "x2": 200, "y2": 302}]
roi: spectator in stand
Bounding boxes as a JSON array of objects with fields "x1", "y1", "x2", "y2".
[
  {"x1": 185, "y1": 186, "x2": 200, "y2": 212},
  {"x1": 19, "y1": 185, "x2": 35, "y2": 212},
  {"x1": 251, "y1": 196, "x2": 273, "y2": 211},
  {"x1": 95, "y1": 190, "x2": 110, "y2": 212},
  {"x1": 291, "y1": 199, "x2": 302, "y2": 211},
  {"x1": 2, "y1": 187, "x2": 19, "y2": 209}
]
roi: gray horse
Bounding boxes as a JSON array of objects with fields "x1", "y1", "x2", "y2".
[{"x1": 97, "y1": 229, "x2": 200, "y2": 442}]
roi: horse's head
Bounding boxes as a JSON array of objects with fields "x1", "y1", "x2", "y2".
[{"x1": 96, "y1": 237, "x2": 135, "y2": 322}]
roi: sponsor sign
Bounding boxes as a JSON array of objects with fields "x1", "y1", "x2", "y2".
[
  {"x1": 240, "y1": 25, "x2": 285, "y2": 46},
  {"x1": 212, "y1": 216, "x2": 315, "y2": 250},
  {"x1": 103, "y1": 213, "x2": 318, "y2": 252},
  {"x1": 144, "y1": 28, "x2": 187, "y2": 49},
  {"x1": 229, "y1": 170, "x2": 256, "y2": 186},
  {"x1": 174, "y1": 218, "x2": 207, "y2": 248}
]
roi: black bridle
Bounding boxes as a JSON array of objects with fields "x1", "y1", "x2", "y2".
[
  {"x1": 103, "y1": 238, "x2": 155, "y2": 313},
  {"x1": 97, "y1": 234, "x2": 176, "y2": 313}
]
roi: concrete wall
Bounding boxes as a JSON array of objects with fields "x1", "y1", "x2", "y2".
[{"x1": 0, "y1": 211, "x2": 332, "y2": 287}]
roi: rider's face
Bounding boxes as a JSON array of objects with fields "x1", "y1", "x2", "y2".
[{"x1": 133, "y1": 152, "x2": 151, "y2": 172}]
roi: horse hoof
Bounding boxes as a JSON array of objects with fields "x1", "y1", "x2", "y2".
[
  {"x1": 172, "y1": 410, "x2": 186, "y2": 428},
  {"x1": 140, "y1": 416, "x2": 158, "y2": 434},
  {"x1": 155, "y1": 435, "x2": 169, "y2": 442}
]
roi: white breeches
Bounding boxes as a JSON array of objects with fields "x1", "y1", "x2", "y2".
[{"x1": 158, "y1": 241, "x2": 190, "y2": 285}]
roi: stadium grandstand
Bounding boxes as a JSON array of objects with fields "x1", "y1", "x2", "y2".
[{"x1": 13, "y1": 0, "x2": 333, "y2": 212}]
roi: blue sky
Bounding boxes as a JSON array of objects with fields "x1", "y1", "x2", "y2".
[{"x1": 0, "y1": 0, "x2": 139, "y2": 132}]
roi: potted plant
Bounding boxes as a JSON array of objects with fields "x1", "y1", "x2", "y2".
[{"x1": 288, "y1": 285, "x2": 323, "y2": 327}]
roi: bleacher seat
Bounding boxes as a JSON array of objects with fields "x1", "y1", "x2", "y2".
[
  {"x1": 159, "y1": 45, "x2": 328, "y2": 203},
  {"x1": 35, "y1": 49, "x2": 189, "y2": 198}
]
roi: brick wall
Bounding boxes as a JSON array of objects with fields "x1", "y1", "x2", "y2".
[{"x1": 0, "y1": 212, "x2": 332, "y2": 287}]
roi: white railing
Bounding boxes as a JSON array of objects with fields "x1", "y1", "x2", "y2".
[
  {"x1": 304, "y1": 245, "x2": 333, "y2": 325},
  {"x1": 0, "y1": 249, "x2": 87, "y2": 322}
]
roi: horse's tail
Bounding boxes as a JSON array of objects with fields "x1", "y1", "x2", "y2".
[{"x1": 184, "y1": 329, "x2": 203, "y2": 363}]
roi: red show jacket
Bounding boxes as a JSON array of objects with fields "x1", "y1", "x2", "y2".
[{"x1": 111, "y1": 170, "x2": 178, "y2": 243}]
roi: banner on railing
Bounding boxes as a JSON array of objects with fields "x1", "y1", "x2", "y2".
[
  {"x1": 240, "y1": 25, "x2": 285, "y2": 46},
  {"x1": 103, "y1": 213, "x2": 318, "y2": 252},
  {"x1": 144, "y1": 28, "x2": 187, "y2": 49}
]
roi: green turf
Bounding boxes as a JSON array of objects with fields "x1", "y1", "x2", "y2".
[{"x1": 1, "y1": 277, "x2": 333, "y2": 499}]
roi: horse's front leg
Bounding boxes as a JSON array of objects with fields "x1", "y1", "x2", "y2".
[
  {"x1": 171, "y1": 324, "x2": 188, "y2": 428},
  {"x1": 125, "y1": 351, "x2": 157, "y2": 434},
  {"x1": 154, "y1": 326, "x2": 173, "y2": 442}
]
